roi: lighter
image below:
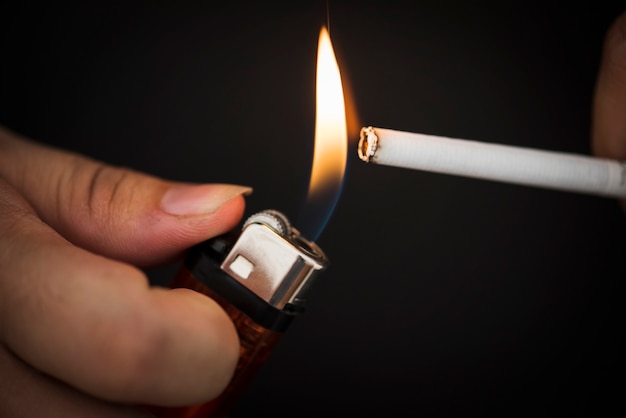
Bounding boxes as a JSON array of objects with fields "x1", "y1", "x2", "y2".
[{"x1": 151, "y1": 209, "x2": 328, "y2": 418}]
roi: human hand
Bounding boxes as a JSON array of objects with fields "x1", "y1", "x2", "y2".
[
  {"x1": 593, "y1": 11, "x2": 626, "y2": 179},
  {"x1": 0, "y1": 127, "x2": 252, "y2": 417}
]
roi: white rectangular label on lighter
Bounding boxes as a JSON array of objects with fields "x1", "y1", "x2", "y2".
[{"x1": 230, "y1": 255, "x2": 254, "y2": 280}]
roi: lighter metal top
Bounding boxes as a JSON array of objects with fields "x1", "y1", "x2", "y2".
[{"x1": 221, "y1": 210, "x2": 328, "y2": 309}]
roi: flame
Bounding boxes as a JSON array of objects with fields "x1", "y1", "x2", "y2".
[
  {"x1": 300, "y1": 27, "x2": 348, "y2": 240},
  {"x1": 308, "y1": 27, "x2": 347, "y2": 198}
]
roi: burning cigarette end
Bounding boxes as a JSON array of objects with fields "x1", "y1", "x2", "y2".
[{"x1": 358, "y1": 126, "x2": 626, "y2": 198}]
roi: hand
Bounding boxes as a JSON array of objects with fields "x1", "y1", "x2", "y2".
[
  {"x1": 0, "y1": 127, "x2": 252, "y2": 417},
  {"x1": 593, "y1": 11, "x2": 626, "y2": 162}
]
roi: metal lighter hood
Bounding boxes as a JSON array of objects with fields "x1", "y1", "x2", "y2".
[
  {"x1": 150, "y1": 210, "x2": 329, "y2": 418},
  {"x1": 220, "y1": 210, "x2": 328, "y2": 310}
]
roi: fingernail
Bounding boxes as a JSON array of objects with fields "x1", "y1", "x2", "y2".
[{"x1": 161, "y1": 184, "x2": 253, "y2": 216}]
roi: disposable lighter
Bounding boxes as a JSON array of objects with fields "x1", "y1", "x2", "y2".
[{"x1": 152, "y1": 209, "x2": 328, "y2": 417}]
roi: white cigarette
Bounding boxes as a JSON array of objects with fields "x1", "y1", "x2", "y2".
[{"x1": 358, "y1": 126, "x2": 626, "y2": 198}]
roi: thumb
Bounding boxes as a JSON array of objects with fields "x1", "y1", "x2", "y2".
[{"x1": 0, "y1": 127, "x2": 252, "y2": 266}]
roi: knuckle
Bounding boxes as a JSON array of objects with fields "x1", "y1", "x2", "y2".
[
  {"x1": 84, "y1": 164, "x2": 135, "y2": 219},
  {"x1": 62, "y1": 162, "x2": 150, "y2": 248}
]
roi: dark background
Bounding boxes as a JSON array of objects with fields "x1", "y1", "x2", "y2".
[{"x1": 2, "y1": 1, "x2": 625, "y2": 416}]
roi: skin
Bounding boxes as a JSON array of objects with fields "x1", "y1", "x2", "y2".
[
  {"x1": 593, "y1": 11, "x2": 626, "y2": 210},
  {"x1": 0, "y1": 9, "x2": 624, "y2": 418},
  {"x1": 593, "y1": 10, "x2": 626, "y2": 162},
  {"x1": 0, "y1": 128, "x2": 250, "y2": 417}
]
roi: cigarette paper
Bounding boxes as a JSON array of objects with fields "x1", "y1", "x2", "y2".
[{"x1": 358, "y1": 126, "x2": 626, "y2": 198}]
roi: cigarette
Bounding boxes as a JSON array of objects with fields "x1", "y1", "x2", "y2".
[{"x1": 358, "y1": 126, "x2": 626, "y2": 198}]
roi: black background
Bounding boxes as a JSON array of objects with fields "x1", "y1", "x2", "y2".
[{"x1": 2, "y1": 1, "x2": 625, "y2": 417}]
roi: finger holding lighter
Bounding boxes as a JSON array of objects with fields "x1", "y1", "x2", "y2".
[{"x1": 150, "y1": 210, "x2": 328, "y2": 418}]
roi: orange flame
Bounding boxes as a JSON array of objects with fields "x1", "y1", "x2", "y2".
[{"x1": 306, "y1": 27, "x2": 348, "y2": 205}]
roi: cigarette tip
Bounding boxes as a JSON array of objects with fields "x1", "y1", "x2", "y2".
[{"x1": 358, "y1": 126, "x2": 378, "y2": 162}]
